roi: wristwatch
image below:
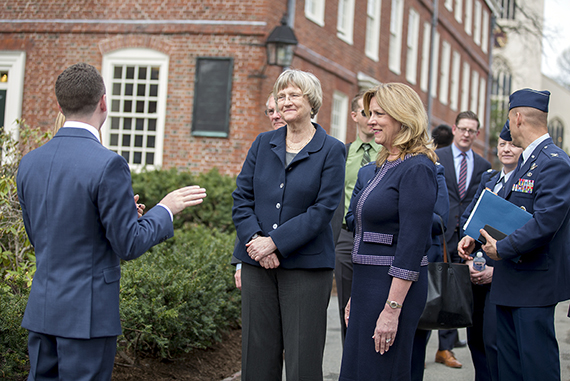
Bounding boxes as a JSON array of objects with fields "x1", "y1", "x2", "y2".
[{"x1": 386, "y1": 300, "x2": 403, "y2": 309}]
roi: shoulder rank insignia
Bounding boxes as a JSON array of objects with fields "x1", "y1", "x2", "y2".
[
  {"x1": 551, "y1": 153, "x2": 559, "y2": 157},
  {"x1": 486, "y1": 168, "x2": 493, "y2": 172}
]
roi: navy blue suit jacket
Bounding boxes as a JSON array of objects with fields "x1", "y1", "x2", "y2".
[
  {"x1": 493, "y1": 138, "x2": 570, "y2": 307},
  {"x1": 346, "y1": 161, "x2": 449, "y2": 263},
  {"x1": 436, "y1": 145, "x2": 491, "y2": 242},
  {"x1": 17, "y1": 128, "x2": 173, "y2": 339},
  {"x1": 232, "y1": 123, "x2": 346, "y2": 269}
]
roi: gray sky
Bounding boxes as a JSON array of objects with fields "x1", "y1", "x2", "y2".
[{"x1": 542, "y1": 0, "x2": 570, "y2": 79}]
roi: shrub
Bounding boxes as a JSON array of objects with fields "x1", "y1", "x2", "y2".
[
  {"x1": 118, "y1": 225, "x2": 240, "y2": 360},
  {"x1": 131, "y1": 168, "x2": 237, "y2": 233},
  {"x1": 0, "y1": 276, "x2": 31, "y2": 380}
]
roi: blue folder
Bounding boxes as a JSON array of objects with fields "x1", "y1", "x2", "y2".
[{"x1": 463, "y1": 188, "x2": 532, "y2": 244}]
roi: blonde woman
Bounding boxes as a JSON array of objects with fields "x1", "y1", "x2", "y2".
[{"x1": 340, "y1": 83, "x2": 438, "y2": 380}]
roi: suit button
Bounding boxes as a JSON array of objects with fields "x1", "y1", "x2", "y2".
[
  {"x1": 276, "y1": 203, "x2": 281, "y2": 209},
  {"x1": 273, "y1": 224, "x2": 278, "y2": 229}
]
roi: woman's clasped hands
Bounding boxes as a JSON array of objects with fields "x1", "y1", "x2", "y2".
[{"x1": 246, "y1": 235, "x2": 280, "y2": 269}]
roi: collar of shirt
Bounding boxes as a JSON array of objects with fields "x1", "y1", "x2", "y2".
[
  {"x1": 451, "y1": 142, "x2": 473, "y2": 161},
  {"x1": 500, "y1": 168, "x2": 515, "y2": 185},
  {"x1": 521, "y1": 133, "x2": 550, "y2": 165},
  {"x1": 62, "y1": 121, "x2": 101, "y2": 143},
  {"x1": 354, "y1": 135, "x2": 381, "y2": 153}
]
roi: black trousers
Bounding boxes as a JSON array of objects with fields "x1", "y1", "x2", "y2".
[
  {"x1": 335, "y1": 227, "x2": 354, "y2": 345},
  {"x1": 240, "y1": 263, "x2": 333, "y2": 381}
]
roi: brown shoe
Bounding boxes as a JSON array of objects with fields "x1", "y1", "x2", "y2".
[{"x1": 435, "y1": 350, "x2": 462, "y2": 368}]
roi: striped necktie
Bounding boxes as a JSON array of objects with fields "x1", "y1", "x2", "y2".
[
  {"x1": 361, "y1": 143, "x2": 371, "y2": 167},
  {"x1": 458, "y1": 152, "x2": 467, "y2": 199}
]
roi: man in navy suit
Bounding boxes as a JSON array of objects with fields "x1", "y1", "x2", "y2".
[
  {"x1": 459, "y1": 88, "x2": 570, "y2": 381},
  {"x1": 17, "y1": 63, "x2": 207, "y2": 380},
  {"x1": 434, "y1": 111, "x2": 491, "y2": 367}
]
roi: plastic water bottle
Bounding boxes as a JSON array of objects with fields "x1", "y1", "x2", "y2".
[{"x1": 473, "y1": 251, "x2": 486, "y2": 272}]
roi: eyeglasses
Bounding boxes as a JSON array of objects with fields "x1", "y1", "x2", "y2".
[
  {"x1": 456, "y1": 127, "x2": 478, "y2": 135},
  {"x1": 277, "y1": 93, "x2": 303, "y2": 103},
  {"x1": 265, "y1": 108, "x2": 277, "y2": 117}
]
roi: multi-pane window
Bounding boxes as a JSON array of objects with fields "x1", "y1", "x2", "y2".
[
  {"x1": 478, "y1": 77, "x2": 486, "y2": 124},
  {"x1": 0, "y1": 51, "x2": 25, "y2": 144},
  {"x1": 465, "y1": 0, "x2": 473, "y2": 36},
  {"x1": 388, "y1": 0, "x2": 404, "y2": 74},
  {"x1": 470, "y1": 70, "x2": 479, "y2": 113},
  {"x1": 420, "y1": 22, "x2": 431, "y2": 93},
  {"x1": 406, "y1": 8, "x2": 420, "y2": 85},
  {"x1": 337, "y1": 0, "x2": 355, "y2": 44},
  {"x1": 491, "y1": 59, "x2": 512, "y2": 138},
  {"x1": 498, "y1": 0, "x2": 516, "y2": 20},
  {"x1": 305, "y1": 0, "x2": 326, "y2": 26},
  {"x1": 439, "y1": 40, "x2": 451, "y2": 105},
  {"x1": 430, "y1": 32, "x2": 440, "y2": 98},
  {"x1": 482, "y1": 10, "x2": 489, "y2": 53},
  {"x1": 365, "y1": 0, "x2": 382, "y2": 61},
  {"x1": 473, "y1": 1, "x2": 482, "y2": 46},
  {"x1": 445, "y1": 0, "x2": 453, "y2": 11},
  {"x1": 548, "y1": 118, "x2": 564, "y2": 149},
  {"x1": 455, "y1": 0, "x2": 463, "y2": 22},
  {"x1": 450, "y1": 51, "x2": 461, "y2": 111},
  {"x1": 331, "y1": 91, "x2": 348, "y2": 143},
  {"x1": 102, "y1": 49, "x2": 168, "y2": 170},
  {"x1": 461, "y1": 62, "x2": 470, "y2": 111}
]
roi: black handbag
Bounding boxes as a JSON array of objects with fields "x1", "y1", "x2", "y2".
[{"x1": 417, "y1": 217, "x2": 473, "y2": 330}]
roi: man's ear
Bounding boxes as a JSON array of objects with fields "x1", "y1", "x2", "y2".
[
  {"x1": 100, "y1": 94, "x2": 107, "y2": 112},
  {"x1": 57, "y1": 103, "x2": 63, "y2": 113}
]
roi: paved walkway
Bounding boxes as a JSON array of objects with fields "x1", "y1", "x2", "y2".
[{"x1": 226, "y1": 296, "x2": 570, "y2": 380}]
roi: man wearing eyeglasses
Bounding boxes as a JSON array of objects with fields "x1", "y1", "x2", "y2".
[
  {"x1": 333, "y1": 90, "x2": 382, "y2": 344},
  {"x1": 434, "y1": 110, "x2": 491, "y2": 368}
]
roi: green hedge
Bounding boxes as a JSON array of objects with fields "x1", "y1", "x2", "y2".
[
  {"x1": 0, "y1": 277, "x2": 30, "y2": 380},
  {"x1": 131, "y1": 168, "x2": 237, "y2": 233},
  {"x1": 119, "y1": 225, "x2": 240, "y2": 359}
]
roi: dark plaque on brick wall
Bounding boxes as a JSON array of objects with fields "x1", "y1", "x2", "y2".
[{"x1": 192, "y1": 57, "x2": 234, "y2": 137}]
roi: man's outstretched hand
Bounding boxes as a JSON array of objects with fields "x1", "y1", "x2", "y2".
[{"x1": 160, "y1": 185, "x2": 207, "y2": 215}]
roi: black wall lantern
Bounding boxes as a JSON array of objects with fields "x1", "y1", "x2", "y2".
[{"x1": 266, "y1": 16, "x2": 298, "y2": 67}]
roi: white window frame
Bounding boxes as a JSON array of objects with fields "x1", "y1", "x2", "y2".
[
  {"x1": 430, "y1": 31, "x2": 440, "y2": 98},
  {"x1": 0, "y1": 51, "x2": 26, "y2": 142},
  {"x1": 478, "y1": 76, "x2": 486, "y2": 124},
  {"x1": 465, "y1": 0, "x2": 473, "y2": 36},
  {"x1": 455, "y1": 0, "x2": 463, "y2": 23},
  {"x1": 439, "y1": 40, "x2": 451, "y2": 105},
  {"x1": 450, "y1": 51, "x2": 461, "y2": 111},
  {"x1": 481, "y1": 9, "x2": 489, "y2": 53},
  {"x1": 365, "y1": 0, "x2": 382, "y2": 61},
  {"x1": 445, "y1": 0, "x2": 453, "y2": 12},
  {"x1": 330, "y1": 91, "x2": 348, "y2": 143},
  {"x1": 101, "y1": 48, "x2": 169, "y2": 171},
  {"x1": 305, "y1": 0, "x2": 326, "y2": 27},
  {"x1": 461, "y1": 62, "x2": 470, "y2": 111},
  {"x1": 406, "y1": 8, "x2": 420, "y2": 85},
  {"x1": 388, "y1": 0, "x2": 404, "y2": 74},
  {"x1": 470, "y1": 70, "x2": 479, "y2": 112},
  {"x1": 337, "y1": 0, "x2": 355, "y2": 45},
  {"x1": 473, "y1": 0, "x2": 482, "y2": 46},
  {"x1": 420, "y1": 21, "x2": 431, "y2": 93}
]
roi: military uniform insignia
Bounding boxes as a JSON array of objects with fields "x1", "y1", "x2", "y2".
[
  {"x1": 527, "y1": 172, "x2": 532, "y2": 177},
  {"x1": 530, "y1": 163, "x2": 538, "y2": 170},
  {"x1": 551, "y1": 153, "x2": 559, "y2": 157},
  {"x1": 512, "y1": 178, "x2": 535, "y2": 194}
]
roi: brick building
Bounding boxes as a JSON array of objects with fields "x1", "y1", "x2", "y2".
[{"x1": 0, "y1": 0, "x2": 495, "y2": 175}]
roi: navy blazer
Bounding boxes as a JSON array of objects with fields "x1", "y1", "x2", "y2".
[
  {"x1": 436, "y1": 145, "x2": 491, "y2": 242},
  {"x1": 346, "y1": 161, "x2": 449, "y2": 263},
  {"x1": 232, "y1": 123, "x2": 346, "y2": 269},
  {"x1": 460, "y1": 168, "x2": 500, "y2": 267},
  {"x1": 493, "y1": 138, "x2": 570, "y2": 307},
  {"x1": 17, "y1": 128, "x2": 173, "y2": 339}
]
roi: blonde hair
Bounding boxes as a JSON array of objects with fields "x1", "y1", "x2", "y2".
[
  {"x1": 53, "y1": 112, "x2": 66, "y2": 135},
  {"x1": 363, "y1": 83, "x2": 437, "y2": 165},
  {"x1": 273, "y1": 69, "x2": 322, "y2": 116}
]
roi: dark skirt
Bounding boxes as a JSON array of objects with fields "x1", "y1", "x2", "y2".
[{"x1": 340, "y1": 263, "x2": 428, "y2": 381}]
